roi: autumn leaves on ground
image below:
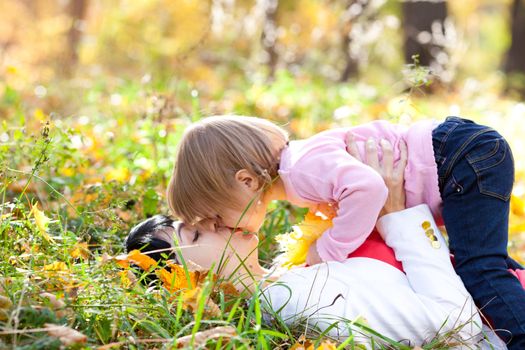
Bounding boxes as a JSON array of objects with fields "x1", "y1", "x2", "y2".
[{"x1": 2, "y1": 0, "x2": 525, "y2": 349}]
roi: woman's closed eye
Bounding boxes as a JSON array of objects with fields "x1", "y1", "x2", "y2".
[{"x1": 192, "y1": 230, "x2": 200, "y2": 243}]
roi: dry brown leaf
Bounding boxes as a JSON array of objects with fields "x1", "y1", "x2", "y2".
[
  {"x1": 0, "y1": 309, "x2": 8, "y2": 322},
  {"x1": 176, "y1": 326, "x2": 236, "y2": 348},
  {"x1": 44, "y1": 323, "x2": 87, "y2": 346},
  {"x1": 40, "y1": 293, "x2": 66, "y2": 318},
  {"x1": 182, "y1": 287, "x2": 221, "y2": 318},
  {"x1": 99, "y1": 252, "x2": 113, "y2": 265},
  {"x1": 217, "y1": 282, "x2": 239, "y2": 298},
  {"x1": 0, "y1": 295, "x2": 12, "y2": 309}
]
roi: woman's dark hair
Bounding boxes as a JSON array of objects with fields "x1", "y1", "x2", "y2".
[{"x1": 125, "y1": 214, "x2": 178, "y2": 263}]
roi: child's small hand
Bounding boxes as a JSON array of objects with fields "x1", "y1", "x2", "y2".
[{"x1": 306, "y1": 240, "x2": 322, "y2": 266}]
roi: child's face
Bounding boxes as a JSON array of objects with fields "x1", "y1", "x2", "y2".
[
  {"x1": 218, "y1": 202, "x2": 267, "y2": 234},
  {"x1": 217, "y1": 170, "x2": 268, "y2": 233}
]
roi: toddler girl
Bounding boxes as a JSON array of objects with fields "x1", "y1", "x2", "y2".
[{"x1": 168, "y1": 115, "x2": 525, "y2": 348}]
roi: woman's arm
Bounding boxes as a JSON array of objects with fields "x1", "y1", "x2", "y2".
[
  {"x1": 347, "y1": 134, "x2": 482, "y2": 339},
  {"x1": 376, "y1": 205, "x2": 481, "y2": 329}
]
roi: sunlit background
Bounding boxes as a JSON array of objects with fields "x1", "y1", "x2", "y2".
[{"x1": 1, "y1": 1, "x2": 525, "y2": 347}]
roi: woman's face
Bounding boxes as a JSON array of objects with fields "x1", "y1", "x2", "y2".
[{"x1": 171, "y1": 221, "x2": 262, "y2": 280}]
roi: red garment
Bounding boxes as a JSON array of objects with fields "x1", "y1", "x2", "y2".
[
  {"x1": 347, "y1": 229, "x2": 404, "y2": 272},
  {"x1": 348, "y1": 229, "x2": 525, "y2": 290}
]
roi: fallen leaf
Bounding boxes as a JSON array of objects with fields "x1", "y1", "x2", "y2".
[
  {"x1": 176, "y1": 326, "x2": 236, "y2": 348},
  {"x1": 40, "y1": 293, "x2": 66, "y2": 318},
  {"x1": 43, "y1": 261, "x2": 68, "y2": 272},
  {"x1": 44, "y1": 323, "x2": 87, "y2": 346},
  {"x1": 119, "y1": 270, "x2": 137, "y2": 288},
  {"x1": 290, "y1": 336, "x2": 337, "y2": 350},
  {"x1": 0, "y1": 295, "x2": 12, "y2": 309},
  {"x1": 70, "y1": 242, "x2": 90, "y2": 260},
  {"x1": 181, "y1": 287, "x2": 221, "y2": 317},
  {"x1": 125, "y1": 250, "x2": 157, "y2": 271},
  {"x1": 158, "y1": 260, "x2": 200, "y2": 292},
  {"x1": 31, "y1": 203, "x2": 54, "y2": 242},
  {"x1": 0, "y1": 309, "x2": 8, "y2": 321},
  {"x1": 276, "y1": 210, "x2": 334, "y2": 268}
]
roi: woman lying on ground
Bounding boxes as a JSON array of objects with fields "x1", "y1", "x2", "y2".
[{"x1": 125, "y1": 141, "x2": 507, "y2": 348}]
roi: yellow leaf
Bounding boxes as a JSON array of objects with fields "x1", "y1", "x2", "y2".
[
  {"x1": 43, "y1": 261, "x2": 68, "y2": 272},
  {"x1": 0, "y1": 213, "x2": 12, "y2": 222},
  {"x1": 511, "y1": 194, "x2": 525, "y2": 216},
  {"x1": 105, "y1": 167, "x2": 130, "y2": 182},
  {"x1": 70, "y1": 242, "x2": 89, "y2": 260},
  {"x1": 6, "y1": 65, "x2": 18, "y2": 75},
  {"x1": 277, "y1": 210, "x2": 333, "y2": 268},
  {"x1": 118, "y1": 270, "x2": 137, "y2": 288},
  {"x1": 158, "y1": 261, "x2": 198, "y2": 292},
  {"x1": 31, "y1": 203, "x2": 54, "y2": 242},
  {"x1": 58, "y1": 167, "x2": 75, "y2": 177},
  {"x1": 126, "y1": 249, "x2": 158, "y2": 271},
  {"x1": 34, "y1": 108, "x2": 47, "y2": 121}
]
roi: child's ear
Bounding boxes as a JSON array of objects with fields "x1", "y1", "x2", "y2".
[{"x1": 235, "y1": 169, "x2": 259, "y2": 192}]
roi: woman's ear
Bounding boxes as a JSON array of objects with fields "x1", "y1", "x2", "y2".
[{"x1": 235, "y1": 169, "x2": 259, "y2": 192}]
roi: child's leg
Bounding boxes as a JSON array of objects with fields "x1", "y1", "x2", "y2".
[
  {"x1": 506, "y1": 256, "x2": 524, "y2": 271},
  {"x1": 433, "y1": 117, "x2": 525, "y2": 349}
]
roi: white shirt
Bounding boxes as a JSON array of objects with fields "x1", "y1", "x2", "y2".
[{"x1": 261, "y1": 205, "x2": 493, "y2": 348}]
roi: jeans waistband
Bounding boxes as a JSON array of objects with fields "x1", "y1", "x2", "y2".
[{"x1": 432, "y1": 117, "x2": 499, "y2": 185}]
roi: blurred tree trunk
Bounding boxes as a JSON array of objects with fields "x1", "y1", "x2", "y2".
[
  {"x1": 65, "y1": 0, "x2": 88, "y2": 73},
  {"x1": 504, "y1": 0, "x2": 525, "y2": 96},
  {"x1": 402, "y1": 0, "x2": 447, "y2": 67},
  {"x1": 340, "y1": 0, "x2": 361, "y2": 82},
  {"x1": 261, "y1": 0, "x2": 279, "y2": 79}
]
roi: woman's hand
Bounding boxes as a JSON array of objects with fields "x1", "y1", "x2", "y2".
[{"x1": 346, "y1": 134, "x2": 408, "y2": 216}]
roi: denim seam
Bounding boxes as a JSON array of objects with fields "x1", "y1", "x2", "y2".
[
  {"x1": 465, "y1": 139, "x2": 500, "y2": 164},
  {"x1": 442, "y1": 128, "x2": 494, "y2": 181},
  {"x1": 481, "y1": 271, "x2": 525, "y2": 335},
  {"x1": 469, "y1": 140, "x2": 506, "y2": 173},
  {"x1": 436, "y1": 121, "x2": 461, "y2": 161},
  {"x1": 469, "y1": 141, "x2": 511, "y2": 201}
]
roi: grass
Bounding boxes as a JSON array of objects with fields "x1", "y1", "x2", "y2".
[{"x1": 1, "y1": 70, "x2": 524, "y2": 349}]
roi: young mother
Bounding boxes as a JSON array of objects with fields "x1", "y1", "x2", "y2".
[{"x1": 126, "y1": 141, "x2": 504, "y2": 348}]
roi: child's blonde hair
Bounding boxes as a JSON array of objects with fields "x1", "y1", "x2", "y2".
[{"x1": 167, "y1": 115, "x2": 289, "y2": 225}]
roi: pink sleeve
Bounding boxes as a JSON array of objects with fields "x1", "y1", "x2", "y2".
[
  {"x1": 289, "y1": 142, "x2": 389, "y2": 262},
  {"x1": 509, "y1": 269, "x2": 525, "y2": 289}
]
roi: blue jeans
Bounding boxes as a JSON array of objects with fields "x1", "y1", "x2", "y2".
[{"x1": 433, "y1": 117, "x2": 525, "y2": 349}]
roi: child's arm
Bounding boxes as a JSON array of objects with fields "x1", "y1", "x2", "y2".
[{"x1": 287, "y1": 141, "x2": 388, "y2": 262}]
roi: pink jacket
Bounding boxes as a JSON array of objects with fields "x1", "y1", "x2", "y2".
[{"x1": 278, "y1": 119, "x2": 441, "y2": 262}]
